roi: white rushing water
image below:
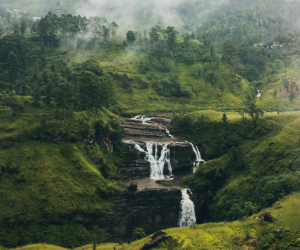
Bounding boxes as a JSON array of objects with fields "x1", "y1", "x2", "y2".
[
  {"x1": 178, "y1": 189, "x2": 196, "y2": 227},
  {"x1": 166, "y1": 129, "x2": 173, "y2": 138},
  {"x1": 132, "y1": 115, "x2": 172, "y2": 138},
  {"x1": 132, "y1": 115, "x2": 153, "y2": 124},
  {"x1": 189, "y1": 142, "x2": 205, "y2": 173},
  {"x1": 134, "y1": 142, "x2": 172, "y2": 179},
  {"x1": 257, "y1": 89, "x2": 261, "y2": 98}
]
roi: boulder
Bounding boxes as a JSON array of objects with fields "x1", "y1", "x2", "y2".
[
  {"x1": 141, "y1": 235, "x2": 172, "y2": 250},
  {"x1": 152, "y1": 230, "x2": 167, "y2": 240},
  {"x1": 128, "y1": 182, "x2": 138, "y2": 192}
]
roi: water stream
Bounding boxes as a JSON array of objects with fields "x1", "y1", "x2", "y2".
[
  {"x1": 257, "y1": 89, "x2": 261, "y2": 98},
  {"x1": 178, "y1": 188, "x2": 197, "y2": 227},
  {"x1": 126, "y1": 115, "x2": 200, "y2": 227},
  {"x1": 189, "y1": 142, "x2": 205, "y2": 173},
  {"x1": 132, "y1": 115, "x2": 153, "y2": 124},
  {"x1": 134, "y1": 142, "x2": 172, "y2": 179}
]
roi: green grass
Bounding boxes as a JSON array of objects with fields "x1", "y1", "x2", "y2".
[
  {"x1": 0, "y1": 105, "x2": 124, "y2": 248},
  {"x1": 5, "y1": 191, "x2": 300, "y2": 250},
  {"x1": 254, "y1": 52, "x2": 300, "y2": 111},
  {"x1": 170, "y1": 110, "x2": 300, "y2": 224}
]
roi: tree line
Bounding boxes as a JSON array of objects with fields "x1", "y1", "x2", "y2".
[{"x1": 36, "y1": 11, "x2": 119, "y2": 47}]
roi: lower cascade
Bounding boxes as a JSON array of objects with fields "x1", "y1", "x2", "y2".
[{"x1": 178, "y1": 189, "x2": 197, "y2": 227}]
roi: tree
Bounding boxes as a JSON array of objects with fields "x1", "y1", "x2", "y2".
[
  {"x1": 45, "y1": 81, "x2": 54, "y2": 105},
  {"x1": 7, "y1": 51, "x2": 19, "y2": 85},
  {"x1": 219, "y1": 82, "x2": 225, "y2": 97},
  {"x1": 289, "y1": 89, "x2": 295, "y2": 105},
  {"x1": 282, "y1": 78, "x2": 289, "y2": 92},
  {"x1": 222, "y1": 39, "x2": 237, "y2": 62},
  {"x1": 81, "y1": 59, "x2": 103, "y2": 77},
  {"x1": 43, "y1": 70, "x2": 49, "y2": 85},
  {"x1": 282, "y1": 54, "x2": 292, "y2": 78},
  {"x1": 4, "y1": 95, "x2": 22, "y2": 115},
  {"x1": 244, "y1": 94, "x2": 264, "y2": 127},
  {"x1": 78, "y1": 70, "x2": 101, "y2": 110},
  {"x1": 55, "y1": 80, "x2": 74, "y2": 119},
  {"x1": 210, "y1": 44, "x2": 216, "y2": 60},
  {"x1": 184, "y1": 34, "x2": 190, "y2": 49},
  {"x1": 132, "y1": 228, "x2": 146, "y2": 240},
  {"x1": 222, "y1": 113, "x2": 227, "y2": 124},
  {"x1": 20, "y1": 20, "x2": 27, "y2": 36},
  {"x1": 122, "y1": 40, "x2": 128, "y2": 51},
  {"x1": 126, "y1": 30, "x2": 136, "y2": 46},
  {"x1": 32, "y1": 82, "x2": 41, "y2": 107},
  {"x1": 13, "y1": 23, "x2": 19, "y2": 33},
  {"x1": 166, "y1": 26, "x2": 178, "y2": 58},
  {"x1": 110, "y1": 22, "x2": 119, "y2": 39},
  {"x1": 31, "y1": 21, "x2": 37, "y2": 34},
  {"x1": 6, "y1": 12, "x2": 11, "y2": 22},
  {"x1": 101, "y1": 25, "x2": 110, "y2": 41},
  {"x1": 274, "y1": 89, "x2": 277, "y2": 99},
  {"x1": 149, "y1": 27, "x2": 159, "y2": 44}
]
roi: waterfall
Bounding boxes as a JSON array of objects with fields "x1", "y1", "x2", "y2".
[
  {"x1": 132, "y1": 115, "x2": 153, "y2": 124},
  {"x1": 178, "y1": 189, "x2": 196, "y2": 227},
  {"x1": 257, "y1": 89, "x2": 261, "y2": 98},
  {"x1": 166, "y1": 129, "x2": 173, "y2": 138},
  {"x1": 134, "y1": 142, "x2": 172, "y2": 179},
  {"x1": 189, "y1": 143, "x2": 205, "y2": 173}
]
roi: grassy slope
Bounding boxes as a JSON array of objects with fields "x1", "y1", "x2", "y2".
[
  {"x1": 0, "y1": 105, "x2": 124, "y2": 248},
  {"x1": 48, "y1": 41, "x2": 249, "y2": 114},
  {"x1": 4, "y1": 191, "x2": 300, "y2": 250},
  {"x1": 255, "y1": 48, "x2": 300, "y2": 111},
  {"x1": 170, "y1": 110, "x2": 300, "y2": 223}
]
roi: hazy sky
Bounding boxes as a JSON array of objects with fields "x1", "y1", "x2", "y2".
[{"x1": 76, "y1": 0, "x2": 187, "y2": 28}]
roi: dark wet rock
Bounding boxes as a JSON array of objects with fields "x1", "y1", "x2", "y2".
[
  {"x1": 155, "y1": 179, "x2": 174, "y2": 187},
  {"x1": 189, "y1": 191, "x2": 205, "y2": 224},
  {"x1": 122, "y1": 118, "x2": 171, "y2": 138},
  {"x1": 152, "y1": 230, "x2": 167, "y2": 240},
  {"x1": 128, "y1": 182, "x2": 138, "y2": 192},
  {"x1": 119, "y1": 141, "x2": 150, "y2": 179},
  {"x1": 141, "y1": 235, "x2": 172, "y2": 250},
  {"x1": 169, "y1": 142, "x2": 196, "y2": 174},
  {"x1": 119, "y1": 141, "x2": 197, "y2": 179},
  {"x1": 113, "y1": 188, "x2": 181, "y2": 239}
]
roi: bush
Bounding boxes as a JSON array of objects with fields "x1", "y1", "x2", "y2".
[{"x1": 132, "y1": 228, "x2": 146, "y2": 240}]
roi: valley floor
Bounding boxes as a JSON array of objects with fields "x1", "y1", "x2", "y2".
[{"x1": 4, "y1": 191, "x2": 300, "y2": 250}]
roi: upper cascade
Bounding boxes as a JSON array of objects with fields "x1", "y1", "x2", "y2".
[
  {"x1": 120, "y1": 115, "x2": 205, "y2": 179},
  {"x1": 178, "y1": 188, "x2": 196, "y2": 227},
  {"x1": 122, "y1": 115, "x2": 172, "y2": 138}
]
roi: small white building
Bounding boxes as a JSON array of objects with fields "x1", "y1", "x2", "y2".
[{"x1": 32, "y1": 17, "x2": 41, "y2": 22}]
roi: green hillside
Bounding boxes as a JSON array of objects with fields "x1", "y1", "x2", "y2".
[
  {"x1": 1, "y1": 0, "x2": 300, "y2": 249},
  {"x1": 0, "y1": 106, "x2": 124, "y2": 248},
  {"x1": 170, "y1": 110, "x2": 300, "y2": 223},
  {"x1": 4, "y1": 192, "x2": 300, "y2": 249}
]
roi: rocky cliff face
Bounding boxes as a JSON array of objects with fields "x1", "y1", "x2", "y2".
[
  {"x1": 119, "y1": 141, "x2": 197, "y2": 180},
  {"x1": 121, "y1": 118, "x2": 171, "y2": 138},
  {"x1": 113, "y1": 188, "x2": 181, "y2": 239}
]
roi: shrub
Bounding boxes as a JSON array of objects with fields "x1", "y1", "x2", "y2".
[{"x1": 132, "y1": 228, "x2": 146, "y2": 240}]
